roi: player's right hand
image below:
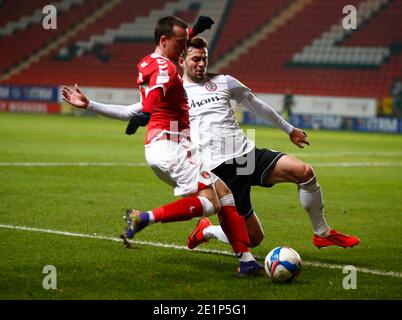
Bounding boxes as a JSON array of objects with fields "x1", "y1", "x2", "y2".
[
  {"x1": 289, "y1": 128, "x2": 310, "y2": 148},
  {"x1": 61, "y1": 84, "x2": 89, "y2": 109}
]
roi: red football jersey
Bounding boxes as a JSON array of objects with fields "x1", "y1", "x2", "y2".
[{"x1": 137, "y1": 53, "x2": 190, "y2": 143}]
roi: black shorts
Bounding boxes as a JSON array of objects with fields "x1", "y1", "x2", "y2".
[{"x1": 212, "y1": 147, "x2": 285, "y2": 218}]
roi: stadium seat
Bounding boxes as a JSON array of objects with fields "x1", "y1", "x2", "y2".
[{"x1": 1, "y1": 0, "x2": 401, "y2": 99}]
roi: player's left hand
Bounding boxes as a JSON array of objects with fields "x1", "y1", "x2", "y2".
[
  {"x1": 125, "y1": 111, "x2": 151, "y2": 135},
  {"x1": 289, "y1": 128, "x2": 310, "y2": 148},
  {"x1": 192, "y1": 16, "x2": 214, "y2": 35}
]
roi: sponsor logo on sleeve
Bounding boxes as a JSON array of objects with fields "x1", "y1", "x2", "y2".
[{"x1": 156, "y1": 70, "x2": 170, "y2": 84}]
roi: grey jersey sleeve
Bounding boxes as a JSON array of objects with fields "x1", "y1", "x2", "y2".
[
  {"x1": 87, "y1": 100, "x2": 142, "y2": 120},
  {"x1": 225, "y1": 75, "x2": 294, "y2": 135}
]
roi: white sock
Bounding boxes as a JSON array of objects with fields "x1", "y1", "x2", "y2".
[
  {"x1": 298, "y1": 176, "x2": 330, "y2": 237},
  {"x1": 238, "y1": 251, "x2": 255, "y2": 262},
  {"x1": 203, "y1": 226, "x2": 229, "y2": 244},
  {"x1": 200, "y1": 194, "x2": 234, "y2": 244},
  {"x1": 147, "y1": 211, "x2": 155, "y2": 224}
]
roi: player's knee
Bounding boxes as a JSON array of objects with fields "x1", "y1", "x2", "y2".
[
  {"x1": 303, "y1": 164, "x2": 315, "y2": 181},
  {"x1": 296, "y1": 163, "x2": 315, "y2": 183}
]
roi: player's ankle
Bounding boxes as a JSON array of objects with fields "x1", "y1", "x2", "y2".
[
  {"x1": 237, "y1": 251, "x2": 254, "y2": 262},
  {"x1": 315, "y1": 227, "x2": 330, "y2": 238}
]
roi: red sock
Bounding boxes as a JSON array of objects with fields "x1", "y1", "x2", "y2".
[
  {"x1": 153, "y1": 196, "x2": 203, "y2": 223},
  {"x1": 218, "y1": 206, "x2": 250, "y2": 253}
]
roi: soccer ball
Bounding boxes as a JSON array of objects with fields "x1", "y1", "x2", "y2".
[{"x1": 264, "y1": 246, "x2": 302, "y2": 283}]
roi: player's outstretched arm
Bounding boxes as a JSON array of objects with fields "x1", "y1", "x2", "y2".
[
  {"x1": 289, "y1": 128, "x2": 310, "y2": 148},
  {"x1": 235, "y1": 86, "x2": 309, "y2": 148},
  {"x1": 62, "y1": 84, "x2": 89, "y2": 109},
  {"x1": 62, "y1": 84, "x2": 141, "y2": 120},
  {"x1": 226, "y1": 75, "x2": 296, "y2": 135}
]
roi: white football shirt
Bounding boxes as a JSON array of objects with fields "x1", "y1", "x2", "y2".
[
  {"x1": 184, "y1": 74, "x2": 255, "y2": 169},
  {"x1": 184, "y1": 74, "x2": 294, "y2": 170}
]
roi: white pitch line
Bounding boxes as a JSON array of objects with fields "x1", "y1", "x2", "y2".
[
  {"x1": 0, "y1": 223, "x2": 401, "y2": 279},
  {"x1": 1, "y1": 162, "x2": 402, "y2": 168},
  {"x1": 0, "y1": 162, "x2": 148, "y2": 167},
  {"x1": 311, "y1": 162, "x2": 402, "y2": 167},
  {"x1": 295, "y1": 151, "x2": 402, "y2": 157}
]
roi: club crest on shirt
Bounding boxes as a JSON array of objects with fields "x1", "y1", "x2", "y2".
[
  {"x1": 201, "y1": 171, "x2": 211, "y2": 179},
  {"x1": 205, "y1": 81, "x2": 217, "y2": 92}
]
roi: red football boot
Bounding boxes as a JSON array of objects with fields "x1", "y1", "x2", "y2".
[
  {"x1": 187, "y1": 217, "x2": 212, "y2": 249},
  {"x1": 313, "y1": 229, "x2": 360, "y2": 248}
]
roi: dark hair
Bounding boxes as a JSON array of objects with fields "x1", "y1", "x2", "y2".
[
  {"x1": 182, "y1": 36, "x2": 208, "y2": 58},
  {"x1": 154, "y1": 16, "x2": 188, "y2": 45},
  {"x1": 189, "y1": 36, "x2": 208, "y2": 49}
]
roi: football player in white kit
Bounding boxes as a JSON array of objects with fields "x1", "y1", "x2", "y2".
[
  {"x1": 180, "y1": 37, "x2": 360, "y2": 249},
  {"x1": 62, "y1": 34, "x2": 360, "y2": 251}
]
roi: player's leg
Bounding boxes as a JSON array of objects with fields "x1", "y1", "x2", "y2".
[
  {"x1": 198, "y1": 182, "x2": 249, "y2": 248},
  {"x1": 122, "y1": 184, "x2": 222, "y2": 246},
  {"x1": 121, "y1": 139, "x2": 219, "y2": 242},
  {"x1": 210, "y1": 179, "x2": 252, "y2": 252},
  {"x1": 263, "y1": 154, "x2": 313, "y2": 184},
  {"x1": 213, "y1": 178, "x2": 264, "y2": 276},
  {"x1": 187, "y1": 178, "x2": 264, "y2": 276},
  {"x1": 122, "y1": 138, "x2": 264, "y2": 273},
  {"x1": 245, "y1": 213, "x2": 265, "y2": 248},
  {"x1": 188, "y1": 171, "x2": 265, "y2": 248},
  {"x1": 264, "y1": 154, "x2": 330, "y2": 236},
  {"x1": 187, "y1": 180, "x2": 230, "y2": 247},
  {"x1": 188, "y1": 205, "x2": 264, "y2": 249},
  {"x1": 264, "y1": 154, "x2": 360, "y2": 248},
  {"x1": 218, "y1": 159, "x2": 266, "y2": 249},
  {"x1": 122, "y1": 186, "x2": 218, "y2": 242}
]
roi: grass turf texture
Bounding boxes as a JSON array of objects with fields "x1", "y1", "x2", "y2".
[{"x1": 0, "y1": 113, "x2": 401, "y2": 300}]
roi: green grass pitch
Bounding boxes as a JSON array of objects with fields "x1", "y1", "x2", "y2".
[{"x1": 0, "y1": 113, "x2": 401, "y2": 300}]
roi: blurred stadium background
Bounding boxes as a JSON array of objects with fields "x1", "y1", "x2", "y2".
[{"x1": 1, "y1": 0, "x2": 401, "y2": 132}]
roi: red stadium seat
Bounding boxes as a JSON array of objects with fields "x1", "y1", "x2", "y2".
[{"x1": 1, "y1": 0, "x2": 401, "y2": 99}]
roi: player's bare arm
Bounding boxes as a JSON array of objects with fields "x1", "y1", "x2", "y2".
[
  {"x1": 289, "y1": 128, "x2": 310, "y2": 148},
  {"x1": 62, "y1": 84, "x2": 89, "y2": 109}
]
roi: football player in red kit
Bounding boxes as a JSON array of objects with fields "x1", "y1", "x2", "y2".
[
  {"x1": 63, "y1": 16, "x2": 264, "y2": 276},
  {"x1": 127, "y1": 16, "x2": 265, "y2": 276}
]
